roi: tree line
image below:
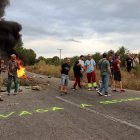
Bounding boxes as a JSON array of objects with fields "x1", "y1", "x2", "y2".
[{"x1": 36, "y1": 46, "x2": 140, "y2": 67}]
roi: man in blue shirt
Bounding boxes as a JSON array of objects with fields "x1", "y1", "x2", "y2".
[{"x1": 85, "y1": 54, "x2": 98, "y2": 91}]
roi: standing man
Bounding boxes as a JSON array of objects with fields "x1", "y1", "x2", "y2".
[
  {"x1": 125, "y1": 54, "x2": 133, "y2": 72},
  {"x1": 98, "y1": 53, "x2": 112, "y2": 96},
  {"x1": 7, "y1": 54, "x2": 20, "y2": 96},
  {"x1": 60, "y1": 58, "x2": 71, "y2": 95},
  {"x1": 133, "y1": 54, "x2": 139, "y2": 68},
  {"x1": 113, "y1": 54, "x2": 125, "y2": 92},
  {"x1": 78, "y1": 55, "x2": 85, "y2": 86},
  {"x1": 85, "y1": 54, "x2": 98, "y2": 91}
]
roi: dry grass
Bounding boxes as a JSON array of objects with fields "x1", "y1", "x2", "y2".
[{"x1": 26, "y1": 64, "x2": 140, "y2": 91}]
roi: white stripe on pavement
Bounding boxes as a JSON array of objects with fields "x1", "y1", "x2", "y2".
[{"x1": 56, "y1": 96, "x2": 140, "y2": 131}]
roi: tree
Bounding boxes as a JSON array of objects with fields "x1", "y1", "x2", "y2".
[
  {"x1": 116, "y1": 46, "x2": 128, "y2": 66},
  {"x1": 52, "y1": 56, "x2": 60, "y2": 65},
  {"x1": 92, "y1": 52, "x2": 102, "y2": 64}
]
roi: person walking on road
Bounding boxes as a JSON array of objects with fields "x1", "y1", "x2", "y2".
[
  {"x1": 60, "y1": 58, "x2": 71, "y2": 95},
  {"x1": 7, "y1": 54, "x2": 20, "y2": 96},
  {"x1": 98, "y1": 53, "x2": 112, "y2": 96},
  {"x1": 72, "y1": 61, "x2": 82, "y2": 90},
  {"x1": 85, "y1": 54, "x2": 98, "y2": 91}
]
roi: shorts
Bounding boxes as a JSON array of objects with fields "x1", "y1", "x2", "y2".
[
  {"x1": 114, "y1": 71, "x2": 121, "y2": 81},
  {"x1": 61, "y1": 74, "x2": 69, "y2": 86}
]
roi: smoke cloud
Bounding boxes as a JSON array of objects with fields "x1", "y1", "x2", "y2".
[
  {"x1": 0, "y1": 0, "x2": 9, "y2": 18},
  {"x1": 0, "y1": 0, "x2": 22, "y2": 59}
]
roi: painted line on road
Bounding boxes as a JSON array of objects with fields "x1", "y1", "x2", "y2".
[
  {"x1": 56, "y1": 96, "x2": 140, "y2": 131},
  {"x1": 99, "y1": 98, "x2": 140, "y2": 104}
]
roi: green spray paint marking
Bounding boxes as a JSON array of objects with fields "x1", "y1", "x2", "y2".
[
  {"x1": 100, "y1": 98, "x2": 140, "y2": 105},
  {"x1": 51, "y1": 107, "x2": 64, "y2": 111},
  {"x1": 80, "y1": 104, "x2": 93, "y2": 108},
  {"x1": 19, "y1": 111, "x2": 32, "y2": 117},
  {"x1": 0, "y1": 112, "x2": 15, "y2": 119},
  {"x1": 36, "y1": 109, "x2": 49, "y2": 113}
]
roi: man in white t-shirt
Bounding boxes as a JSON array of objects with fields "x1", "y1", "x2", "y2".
[
  {"x1": 78, "y1": 55, "x2": 85, "y2": 86},
  {"x1": 133, "y1": 54, "x2": 139, "y2": 68}
]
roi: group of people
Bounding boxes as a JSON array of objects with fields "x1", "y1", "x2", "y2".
[
  {"x1": 0, "y1": 52, "x2": 139, "y2": 101},
  {"x1": 59, "y1": 52, "x2": 135, "y2": 96},
  {"x1": 0, "y1": 54, "x2": 20, "y2": 101},
  {"x1": 59, "y1": 54, "x2": 100, "y2": 96}
]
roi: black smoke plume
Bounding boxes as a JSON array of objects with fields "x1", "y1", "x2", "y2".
[
  {"x1": 0, "y1": 0, "x2": 9, "y2": 18},
  {"x1": 0, "y1": 0, "x2": 22, "y2": 59}
]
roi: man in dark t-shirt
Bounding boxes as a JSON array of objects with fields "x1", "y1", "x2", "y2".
[
  {"x1": 72, "y1": 61, "x2": 82, "y2": 90},
  {"x1": 113, "y1": 54, "x2": 125, "y2": 92},
  {"x1": 125, "y1": 54, "x2": 133, "y2": 72},
  {"x1": 60, "y1": 58, "x2": 71, "y2": 95},
  {"x1": 7, "y1": 54, "x2": 20, "y2": 96}
]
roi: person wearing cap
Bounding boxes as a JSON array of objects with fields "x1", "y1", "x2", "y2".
[
  {"x1": 85, "y1": 54, "x2": 98, "y2": 91},
  {"x1": 7, "y1": 54, "x2": 20, "y2": 96},
  {"x1": 98, "y1": 53, "x2": 112, "y2": 96}
]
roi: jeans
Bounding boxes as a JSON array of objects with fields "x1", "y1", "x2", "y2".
[
  {"x1": 61, "y1": 74, "x2": 69, "y2": 86},
  {"x1": 7, "y1": 74, "x2": 18, "y2": 93},
  {"x1": 100, "y1": 74, "x2": 109, "y2": 95}
]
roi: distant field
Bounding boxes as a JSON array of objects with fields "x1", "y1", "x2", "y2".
[{"x1": 27, "y1": 64, "x2": 140, "y2": 91}]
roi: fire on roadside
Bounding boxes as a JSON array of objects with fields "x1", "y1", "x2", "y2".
[
  {"x1": 17, "y1": 65, "x2": 27, "y2": 80},
  {"x1": 17, "y1": 59, "x2": 33, "y2": 81}
]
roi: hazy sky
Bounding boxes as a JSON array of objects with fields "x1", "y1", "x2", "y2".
[{"x1": 5, "y1": 0, "x2": 140, "y2": 58}]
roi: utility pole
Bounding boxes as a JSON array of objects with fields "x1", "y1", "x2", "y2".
[{"x1": 57, "y1": 49, "x2": 63, "y2": 64}]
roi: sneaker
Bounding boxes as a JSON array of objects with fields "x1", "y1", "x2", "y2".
[
  {"x1": 112, "y1": 89, "x2": 119, "y2": 92},
  {"x1": 0, "y1": 98, "x2": 3, "y2": 101},
  {"x1": 120, "y1": 89, "x2": 125, "y2": 92},
  {"x1": 97, "y1": 90, "x2": 103, "y2": 96},
  {"x1": 95, "y1": 88, "x2": 99, "y2": 91},
  {"x1": 88, "y1": 88, "x2": 92, "y2": 91},
  {"x1": 60, "y1": 91, "x2": 63, "y2": 96},
  {"x1": 64, "y1": 92, "x2": 68, "y2": 95},
  {"x1": 13, "y1": 92, "x2": 17, "y2": 96},
  {"x1": 71, "y1": 88, "x2": 76, "y2": 90},
  {"x1": 104, "y1": 94, "x2": 111, "y2": 97}
]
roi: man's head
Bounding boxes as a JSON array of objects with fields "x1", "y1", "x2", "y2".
[
  {"x1": 11, "y1": 54, "x2": 16, "y2": 61},
  {"x1": 87, "y1": 54, "x2": 92, "y2": 60},
  {"x1": 134, "y1": 54, "x2": 138, "y2": 58},
  {"x1": 66, "y1": 58, "x2": 71, "y2": 64},
  {"x1": 102, "y1": 53, "x2": 107, "y2": 58},
  {"x1": 80, "y1": 55, "x2": 85, "y2": 61},
  {"x1": 115, "y1": 53, "x2": 120, "y2": 59}
]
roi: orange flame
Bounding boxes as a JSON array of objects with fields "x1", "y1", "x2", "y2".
[{"x1": 17, "y1": 64, "x2": 27, "y2": 80}]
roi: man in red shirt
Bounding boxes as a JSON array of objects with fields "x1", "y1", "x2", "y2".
[{"x1": 113, "y1": 54, "x2": 125, "y2": 92}]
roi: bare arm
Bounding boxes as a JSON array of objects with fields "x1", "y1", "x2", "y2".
[{"x1": 108, "y1": 66, "x2": 112, "y2": 75}]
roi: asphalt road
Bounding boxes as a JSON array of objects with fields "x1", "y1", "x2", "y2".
[{"x1": 0, "y1": 73, "x2": 140, "y2": 140}]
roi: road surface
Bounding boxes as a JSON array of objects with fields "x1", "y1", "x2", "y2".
[{"x1": 0, "y1": 73, "x2": 140, "y2": 140}]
